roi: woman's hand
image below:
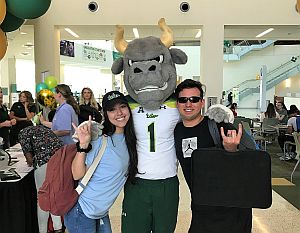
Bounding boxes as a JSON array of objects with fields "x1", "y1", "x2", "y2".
[
  {"x1": 72, "y1": 116, "x2": 92, "y2": 149},
  {"x1": 220, "y1": 123, "x2": 243, "y2": 152}
]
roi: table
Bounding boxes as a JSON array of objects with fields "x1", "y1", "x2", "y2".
[{"x1": 0, "y1": 145, "x2": 39, "y2": 233}]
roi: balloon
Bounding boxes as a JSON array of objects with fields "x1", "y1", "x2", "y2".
[
  {"x1": 0, "y1": 0, "x2": 6, "y2": 24},
  {"x1": 36, "y1": 82, "x2": 48, "y2": 93},
  {"x1": 0, "y1": 11, "x2": 25, "y2": 32},
  {"x1": 44, "y1": 76, "x2": 57, "y2": 89},
  {"x1": 0, "y1": 28, "x2": 7, "y2": 60},
  {"x1": 6, "y1": 0, "x2": 51, "y2": 19},
  {"x1": 37, "y1": 89, "x2": 57, "y2": 109}
]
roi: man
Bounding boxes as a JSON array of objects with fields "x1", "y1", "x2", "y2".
[
  {"x1": 174, "y1": 79, "x2": 252, "y2": 233},
  {"x1": 0, "y1": 92, "x2": 16, "y2": 149},
  {"x1": 278, "y1": 112, "x2": 300, "y2": 159}
]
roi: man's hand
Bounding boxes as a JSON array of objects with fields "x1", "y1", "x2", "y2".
[{"x1": 220, "y1": 123, "x2": 243, "y2": 152}]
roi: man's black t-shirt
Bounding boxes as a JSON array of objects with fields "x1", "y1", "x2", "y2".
[{"x1": 174, "y1": 116, "x2": 252, "y2": 233}]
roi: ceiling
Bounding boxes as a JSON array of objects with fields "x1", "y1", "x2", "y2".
[{"x1": 5, "y1": 24, "x2": 300, "y2": 60}]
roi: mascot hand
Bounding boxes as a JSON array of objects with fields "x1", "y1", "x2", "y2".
[{"x1": 205, "y1": 104, "x2": 234, "y2": 124}]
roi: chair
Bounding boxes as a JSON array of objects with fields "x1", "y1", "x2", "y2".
[
  {"x1": 241, "y1": 121, "x2": 267, "y2": 150},
  {"x1": 261, "y1": 118, "x2": 280, "y2": 142},
  {"x1": 290, "y1": 132, "x2": 300, "y2": 182}
]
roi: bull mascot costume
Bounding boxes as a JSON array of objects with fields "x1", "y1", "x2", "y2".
[
  {"x1": 111, "y1": 18, "x2": 187, "y2": 233},
  {"x1": 111, "y1": 18, "x2": 270, "y2": 233}
]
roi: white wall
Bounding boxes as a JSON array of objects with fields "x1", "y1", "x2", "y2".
[
  {"x1": 63, "y1": 66, "x2": 112, "y2": 100},
  {"x1": 16, "y1": 59, "x2": 36, "y2": 97}
]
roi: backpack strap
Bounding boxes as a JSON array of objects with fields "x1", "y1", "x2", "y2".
[
  {"x1": 76, "y1": 136, "x2": 108, "y2": 194},
  {"x1": 208, "y1": 119, "x2": 222, "y2": 148}
]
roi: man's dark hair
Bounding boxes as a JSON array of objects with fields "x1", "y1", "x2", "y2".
[{"x1": 175, "y1": 79, "x2": 205, "y2": 99}]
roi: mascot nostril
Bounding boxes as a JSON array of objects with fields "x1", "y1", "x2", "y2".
[
  {"x1": 134, "y1": 67, "x2": 142, "y2": 73},
  {"x1": 148, "y1": 65, "x2": 156, "y2": 71}
]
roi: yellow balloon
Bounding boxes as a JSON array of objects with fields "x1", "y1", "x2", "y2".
[
  {"x1": 37, "y1": 89, "x2": 57, "y2": 109},
  {"x1": 0, "y1": 28, "x2": 7, "y2": 61},
  {"x1": 0, "y1": 0, "x2": 6, "y2": 24}
]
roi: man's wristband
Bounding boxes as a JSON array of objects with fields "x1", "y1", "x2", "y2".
[{"x1": 76, "y1": 141, "x2": 92, "y2": 153}]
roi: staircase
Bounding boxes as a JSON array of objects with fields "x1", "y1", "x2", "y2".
[
  {"x1": 227, "y1": 55, "x2": 300, "y2": 100},
  {"x1": 223, "y1": 40, "x2": 275, "y2": 61}
]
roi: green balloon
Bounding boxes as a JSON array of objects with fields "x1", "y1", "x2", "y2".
[
  {"x1": 0, "y1": 11, "x2": 24, "y2": 32},
  {"x1": 7, "y1": 0, "x2": 51, "y2": 19},
  {"x1": 44, "y1": 76, "x2": 58, "y2": 89}
]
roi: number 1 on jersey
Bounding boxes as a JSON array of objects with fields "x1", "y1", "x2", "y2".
[{"x1": 148, "y1": 122, "x2": 155, "y2": 152}]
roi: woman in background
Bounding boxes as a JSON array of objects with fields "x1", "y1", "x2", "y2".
[
  {"x1": 40, "y1": 84, "x2": 79, "y2": 145},
  {"x1": 78, "y1": 87, "x2": 102, "y2": 124},
  {"x1": 260, "y1": 103, "x2": 279, "y2": 122},
  {"x1": 9, "y1": 90, "x2": 36, "y2": 146},
  {"x1": 229, "y1": 103, "x2": 238, "y2": 117}
]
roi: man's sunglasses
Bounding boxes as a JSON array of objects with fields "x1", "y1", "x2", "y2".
[{"x1": 177, "y1": 96, "x2": 202, "y2": 103}]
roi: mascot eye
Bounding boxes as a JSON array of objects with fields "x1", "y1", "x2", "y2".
[
  {"x1": 154, "y1": 55, "x2": 164, "y2": 63},
  {"x1": 128, "y1": 60, "x2": 137, "y2": 66}
]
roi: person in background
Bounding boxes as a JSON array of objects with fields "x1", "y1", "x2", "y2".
[
  {"x1": 9, "y1": 90, "x2": 36, "y2": 146},
  {"x1": 18, "y1": 117, "x2": 64, "y2": 233},
  {"x1": 278, "y1": 111, "x2": 300, "y2": 160},
  {"x1": 78, "y1": 87, "x2": 102, "y2": 124},
  {"x1": 227, "y1": 91, "x2": 233, "y2": 107},
  {"x1": 276, "y1": 101, "x2": 288, "y2": 124},
  {"x1": 229, "y1": 102, "x2": 238, "y2": 117},
  {"x1": 260, "y1": 103, "x2": 279, "y2": 122},
  {"x1": 64, "y1": 91, "x2": 138, "y2": 233},
  {"x1": 40, "y1": 84, "x2": 79, "y2": 145},
  {"x1": 0, "y1": 92, "x2": 16, "y2": 149},
  {"x1": 174, "y1": 79, "x2": 252, "y2": 233},
  {"x1": 288, "y1": 104, "x2": 299, "y2": 118}
]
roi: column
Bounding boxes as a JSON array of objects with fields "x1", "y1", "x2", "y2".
[
  {"x1": 34, "y1": 19, "x2": 60, "y2": 84},
  {"x1": 200, "y1": 23, "x2": 224, "y2": 109}
]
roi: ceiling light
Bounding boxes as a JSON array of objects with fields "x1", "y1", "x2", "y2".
[
  {"x1": 133, "y1": 28, "x2": 139, "y2": 38},
  {"x1": 195, "y1": 29, "x2": 202, "y2": 38},
  {"x1": 255, "y1": 28, "x2": 274, "y2": 38},
  {"x1": 64, "y1": 28, "x2": 79, "y2": 38},
  {"x1": 20, "y1": 31, "x2": 27, "y2": 35}
]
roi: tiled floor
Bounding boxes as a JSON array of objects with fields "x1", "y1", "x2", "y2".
[{"x1": 69, "y1": 141, "x2": 300, "y2": 233}]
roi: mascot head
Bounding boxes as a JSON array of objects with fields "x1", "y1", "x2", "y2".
[{"x1": 111, "y1": 18, "x2": 188, "y2": 109}]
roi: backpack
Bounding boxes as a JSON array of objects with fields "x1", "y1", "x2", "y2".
[
  {"x1": 38, "y1": 144, "x2": 78, "y2": 216},
  {"x1": 296, "y1": 116, "x2": 300, "y2": 132}
]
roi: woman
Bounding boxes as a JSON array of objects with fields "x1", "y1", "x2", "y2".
[
  {"x1": 260, "y1": 103, "x2": 279, "y2": 122},
  {"x1": 18, "y1": 124, "x2": 64, "y2": 233},
  {"x1": 40, "y1": 84, "x2": 79, "y2": 145},
  {"x1": 64, "y1": 90, "x2": 138, "y2": 233},
  {"x1": 229, "y1": 103, "x2": 238, "y2": 117},
  {"x1": 78, "y1": 87, "x2": 102, "y2": 124},
  {"x1": 9, "y1": 90, "x2": 36, "y2": 146}
]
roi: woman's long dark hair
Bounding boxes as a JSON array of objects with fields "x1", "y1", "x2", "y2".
[
  {"x1": 102, "y1": 102, "x2": 138, "y2": 183},
  {"x1": 265, "y1": 103, "x2": 276, "y2": 118}
]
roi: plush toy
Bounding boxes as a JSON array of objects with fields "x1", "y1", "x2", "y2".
[
  {"x1": 111, "y1": 18, "x2": 187, "y2": 233},
  {"x1": 205, "y1": 104, "x2": 235, "y2": 124}
]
